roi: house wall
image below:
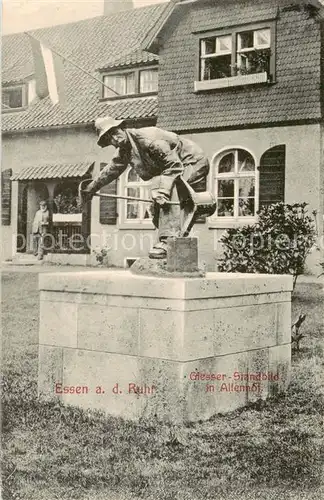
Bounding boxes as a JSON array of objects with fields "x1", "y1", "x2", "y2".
[
  {"x1": 2, "y1": 127, "x2": 105, "y2": 167},
  {"x1": 185, "y1": 123, "x2": 323, "y2": 273},
  {"x1": 93, "y1": 123, "x2": 322, "y2": 272},
  {"x1": 1, "y1": 127, "x2": 115, "y2": 261},
  {"x1": 156, "y1": 0, "x2": 322, "y2": 131},
  {"x1": 2, "y1": 122, "x2": 323, "y2": 272}
]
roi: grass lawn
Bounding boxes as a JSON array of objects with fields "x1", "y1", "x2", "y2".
[{"x1": 1, "y1": 271, "x2": 324, "y2": 500}]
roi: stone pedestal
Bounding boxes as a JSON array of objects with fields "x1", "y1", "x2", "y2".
[
  {"x1": 166, "y1": 237, "x2": 199, "y2": 272},
  {"x1": 38, "y1": 271, "x2": 293, "y2": 423}
]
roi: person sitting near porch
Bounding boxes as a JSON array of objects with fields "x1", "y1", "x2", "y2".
[
  {"x1": 32, "y1": 200, "x2": 49, "y2": 260},
  {"x1": 83, "y1": 116, "x2": 210, "y2": 258}
]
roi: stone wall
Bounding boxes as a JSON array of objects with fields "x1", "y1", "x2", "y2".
[{"x1": 38, "y1": 270, "x2": 293, "y2": 423}]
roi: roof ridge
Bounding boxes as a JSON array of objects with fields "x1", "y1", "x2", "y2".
[{"x1": 2, "y1": 2, "x2": 168, "y2": 39}]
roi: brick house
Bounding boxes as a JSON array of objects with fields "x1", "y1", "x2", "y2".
[{"x1": 2, "y1": 0, "x2": 324, "y2": 271}]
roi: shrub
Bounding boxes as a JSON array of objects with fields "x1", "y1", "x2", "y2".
[
  {"x1": 218, "y1": 203, "x2": 317, "y2": 287},
  {"x1": 318, "y1": 261, "x2": 324, "y2": 278},
  {"x1": 54, "y1": 192, "x2": 80, "y2": 214},
  {"x1": 92, "y1": 246, "x2": 109, "y2": 266}
]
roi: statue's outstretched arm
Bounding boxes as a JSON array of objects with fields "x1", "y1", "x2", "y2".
[{"x1": 85, "y1": 148, "x2": 129, "y2": 195}]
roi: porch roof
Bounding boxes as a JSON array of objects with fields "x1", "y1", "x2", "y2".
[{"x1": 11, "y1": 162, "x2": 94, "y2": 181}]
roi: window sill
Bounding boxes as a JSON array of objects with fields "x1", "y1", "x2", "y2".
[
  {"x1": 2, "y1": 106, "x2": 28, "y2": 113},
  {"x1": 118, "y1": 221, "x2": 155, "y2": 230},
  {"x1": 194, "y1": 72, "x2": 269, "y2": 91},
  {"x1": 53, "y1": 214, "x2": 82, "y2": 223},
  {"x1": 208, "y1": 217, "x2": 257, "y2": 229},
  {"x1": 99, "y1": 92, "x2": 157, "y2": 102}
]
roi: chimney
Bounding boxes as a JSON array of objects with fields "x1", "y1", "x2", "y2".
[{"x1": 103, "y1": 0, "x2": 134, "y2": 15}]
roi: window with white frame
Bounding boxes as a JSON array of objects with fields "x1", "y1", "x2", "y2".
[
  {"x1": 102, "y1": 67, "x2": 158, "y2": 98},
  {"x1": 103, "y1": 73, "x2": 136, "y2": 97},
  {"x1": 140, "y1": 69, "x2": 158, "y2": 93},
  {"x1": 124, "y1": 168, "x2": 152, "y2": 222},
  {"x1": 199, "y1": 24, "x2": 273, "y2": 82},
  {"x1": 201, "y1": 34, "x2": 233, "y2": 80},
  {"x1": 2, "y1": 85, "x2": 26, "y2": 110},
  {"x1": 214, "y1": 149, "x2": 257, "y2": 218},
  {"x1": 236, "y1": 28, "x2": 271, "y2": 75}
]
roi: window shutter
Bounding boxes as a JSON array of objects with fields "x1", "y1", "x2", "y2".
[
  {"x1": 259, "y1": 146, "x2": 285, "y2": 209},
  {"x1": 1, "y1": 168, "x2": 12, "y2": 226},
  {"x1": 194, "y1": 175, "x2": 208, "y2": 223},
  {"x1": 99, "y1": 163, "x2": 118, "y2": 225}
]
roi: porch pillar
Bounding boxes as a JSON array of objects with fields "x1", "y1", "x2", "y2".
[
  {"x1": 46, "y1": 182, "x2": 56, "y2": 218},
  {"x1": 81, "y1": 199, "x2": 91, "y2": 254},
  {"x1": 44, "y1": 181, "x2": 57, "y2": 254},
  {"x1": 26, "y1": 183, "x2": 39, "y2": 253},
  {"x1": 11, "y1": 180, "x2": 19, "y2": 258}
]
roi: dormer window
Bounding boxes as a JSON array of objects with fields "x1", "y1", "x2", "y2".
[
  {"x1": 103, "y1": 72, "x2": 136, "y2": 97},
  {"x1": 139, "y1": 69, "x2": 158, "y2": 93},
  {"x1": 2, "y1": 84, "x2": 26, "y2": 111},
  {"x1": 102, "y1": 67, "x2": 158, "y2": 98}
]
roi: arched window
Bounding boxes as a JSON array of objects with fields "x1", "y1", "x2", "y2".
[
  {"x1": 213, "y1": 148, "x2": 257, "y2": 218},
  {"x1": 124, "y1": 168, "x2": 152, "y2": 221}
]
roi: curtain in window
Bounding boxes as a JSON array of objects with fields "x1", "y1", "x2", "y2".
[
  {"x1": 140, "y1": 69, "x2": 158, "y2": 93},
  {"x1": 103, "y1": 73, "x2": 135, "y2": 96},
  {"x1": 125, "y1": 167, "x2": 152, "y2": 221}
]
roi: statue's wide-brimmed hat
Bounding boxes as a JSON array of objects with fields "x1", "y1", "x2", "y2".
[{"x1": 95, "y1": 116, "x2": 125, "y2": 146}]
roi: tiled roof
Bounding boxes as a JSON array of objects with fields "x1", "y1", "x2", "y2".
[
  {"x1": 1, "y1": 2, "x2": 167, "y2": 132},
  {"x1": 11, "y1": 162, "x2": 94, "y2": 180},
  {"x1": 2, "y1": 32, "x2": 35, "y2": 84},
  {"x1": 2, "y1": 96, "x2": 158, "y2": 132},
  {"x1": 98, "y1": 49, "x2": 158, "y2": 71}
]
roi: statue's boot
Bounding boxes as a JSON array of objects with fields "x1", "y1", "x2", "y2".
[
  {"x1": 149, "y1": 184, "x2": 180, "y2": 260},
  {"x1": 148, "y1": 240, "x2": 168, "y2": 259}
]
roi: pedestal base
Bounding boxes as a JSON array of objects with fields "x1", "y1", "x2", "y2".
[
  {"x1": 130, "y1": 258, "x2": 205, "y2": 278},
  {"x1": 38, "y1": 271, "x2": 293, "y2": 423},
  {"x1": 131, "y1": 237, "x2": 203, "y2": 278}
]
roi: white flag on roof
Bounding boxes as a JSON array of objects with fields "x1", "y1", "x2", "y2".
[{"x1": 27, "y1": 33, "x2": 66, "y2": 106}]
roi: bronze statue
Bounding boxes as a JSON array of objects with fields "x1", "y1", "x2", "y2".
[{"x1": 82, "y1": 117, "x2": 215, "y2": 258}]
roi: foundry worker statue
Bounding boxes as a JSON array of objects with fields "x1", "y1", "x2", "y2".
[{"x1": 83, "y1": 116, "x2": 210, "y2": 258}]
